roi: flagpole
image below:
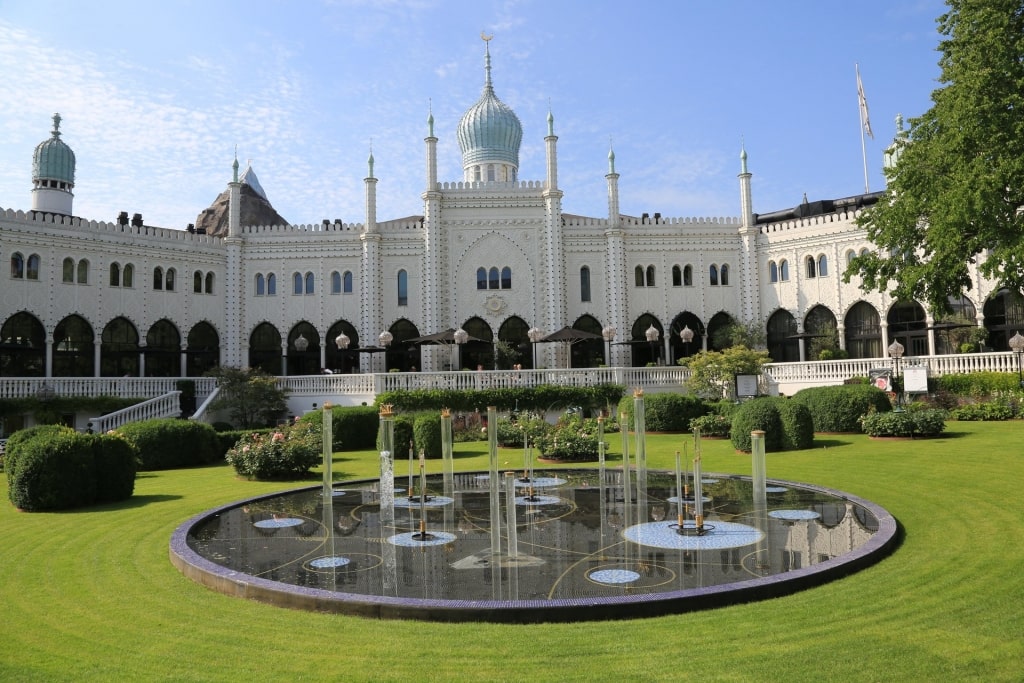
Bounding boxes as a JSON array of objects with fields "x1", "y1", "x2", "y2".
[{"x1": 857, "y1": 63, "x2": 870, "y2": 194}]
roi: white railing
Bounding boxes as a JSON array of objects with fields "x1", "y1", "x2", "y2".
[
  {"x1": 188, "y1": 386, "x2": 221, "y2": 424},
  {"x1": 89, "y1": 391, "x2": 182, "y2": 433},
  {"x1": 0, "y1": 377, "x2": 217, "y2": 400},
  {"x1": 0, "y1": 352, "x2": 1019, "y2": 413}
]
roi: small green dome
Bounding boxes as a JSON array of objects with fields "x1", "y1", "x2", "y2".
[
  {"x1": 457, "y1": 44, "x2": 522, "y2": 168},
  {"x1": 33, "y1": 113, "x2": 76, "y2": 185}
]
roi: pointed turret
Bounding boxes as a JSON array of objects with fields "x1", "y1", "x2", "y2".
[
  {"x1": 32, "y1": 113, "x2": 76, "y2": 216},
  {"x1": 456, "y1": 37, "x2": 522, "y2": 183}
]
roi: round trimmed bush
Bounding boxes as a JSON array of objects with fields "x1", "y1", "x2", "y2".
[
  {"x1": 730, "y1": 398, "x2": 783, "y2": 452},
  {"x1": 91, "y1": 433, "x2": 139, "y2": 503},
  {"x1": 617, "y1": 392, "x2": 706, "y2": 433},
  {"x1": 115, "y1": 419, "x2": 219, "y2": 470},
  {"x1": 413, "y1": 413, "x2": 443, "y2": 459},
  {"x1": 225, "y1": 421, "x2": 320, "y2": 479},
  {"x1": 772, "y1": 398, "x2": 815, "y2": 450},
  {"x1": 8, "y1": 430, "x2": 96, "y2": 511}
]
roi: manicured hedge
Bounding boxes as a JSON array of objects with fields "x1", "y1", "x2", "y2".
[
  {"x1": 617, "y1": 392, "x2": 706, "y2": 432},
  {"x1": 6, "y1": 427, "x2": 138, "y2": 511},
  {"x1": 729, "y1": 397, "x2": 814, "y2": 452},
  {"x1": 115, "y1": 419, "x2": 220, "y2": 470},
  {"x1": 413, "y1": 413, "x2": 443, "y2": 459},
  {"x1": 790, "y1": 384, "x2": 892, "y2": 433},
  {"x1": 303, "y1": 405, "x2": 380, "y2": 451},
  {"x1": 933, "y1": 371, "x2": 1023, "y2": 398},
  {"x1": 376, "y1": 384, "x2": 625, "y2": 414},
  {"x1": 860, "y1": 409, "x2": 947, "y2": 437}
]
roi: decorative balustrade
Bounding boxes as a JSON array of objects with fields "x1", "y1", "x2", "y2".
[
  {"x1": 0, "y1": 352, "x2": 1020, "y2": 416},
  {"x1": 89, "y1": 392, "x2": 182, "y2": 433}
]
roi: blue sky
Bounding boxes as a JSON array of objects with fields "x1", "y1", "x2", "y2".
[{"x1": 0, "y1": 0, "x2": 946, "y2": 229}]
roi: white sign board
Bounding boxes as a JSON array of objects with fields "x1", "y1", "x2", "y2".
[
  {"x1": 736, "y1": 374, "x2": 759, "y2": 398},
  {"x1": 903, "y1": 365, "x2": 929, "y2": 393}
]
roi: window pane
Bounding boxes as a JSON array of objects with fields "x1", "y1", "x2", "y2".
[
  {"x1": 77, "y1": 260, "x2": 88, "y2": 284},
  {"x1": 721, "y1": 264, "x2": 729, "y2": 286},
  {"x1": 635, "y1": 266, "x2": 644, "y2": 287},
  {"x1": 166, "y1": 269, "x2": 175, "y2": 291},
  {"x1": 194, "y1": 271, "x2": 202, "y2": 293},
  {"x1": 818, "y1": 255, "x2": 828, "y2": 277},
  {"x1": 683, "y1": 265, "x2": 692, "y2": 286},
  {"x1": 397, "y1": 270, "x2": 408, "y2": 306},
  {"x1": 580, "y1": 266, "x2": 591, "y2": 302},
  {"x1": 501, "y1": 267, "x2": 511, "y2": 289},
  {"x1": 111, "y1": 263, "x2": 121, "y2": 287},
  {"x1": 477, "y1": 267, "x2": 487, "y2": 290},
  {"x1": 672, "y1": 265, "x2": 681, "y2": 287},
  {"x1": 63, "y1": 258, "x2": 74, "y2": 283},
  {"x1": 256, "y1": 274, "x2": 265, "y2": 296},
  {"x1": 122, "y1": 264, "x2": 133, "y2": 288},
  {"x1": 304, "y1": 272, "x2": 313, "y2": 295},
  {"x1": 27, "y1": 254, "x2": 40, "y2": 280},
  {"x1": 267, "y1": 273, "x2": 276, "y2": 295},
  {"x1": 769, "y1": 261, "x2": 778, "y2": 283},
  {"x1": 343, "y1": 271, "x2": 353, "y2": 293},
  {"x1": 489, "y1": 267, "x2": 499, "y2": 290},
  {"x1": 331, "y1": 271, "x2": 341, "y2": 294},
  {"x1": 205, "y1": 272, "x2": 214, "y2": 294},
  {"x1": 709, "y1": 265, "x2": 718, "y2": 286},
  {"x1": 646, "y1": 265, "x2": 655, "y2": 287},
  {"x1": 293, "y1": 273, "x2": 303, "y2": 295}
]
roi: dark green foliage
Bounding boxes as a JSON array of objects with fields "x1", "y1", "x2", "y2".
[
  {"x1": 91, "y1": 433, "x2": 139, "y2": 503},
  {"x1": 772, "y1": 398, "x2": 815, "y2": 450},
  {"x1": 4, "y1": 425, "x2": 75, "y2": 490},
  {"x1": 617, "y1": 393, "x2": 706, "y2": 432},
  {"x1": 116, "y1": 419, "x2": 219, "y2": 470},
  {"x1": 389, "y1": 415, "x2": 416, "y2": 458},
  {"x1": 730, "y1": 398, "x2": 783, "y2": 453},
  {"x1": 212, "y1": 430, "x2": 249, "y2": 458},
  {"x1": 860, "y1": 409, "x2": 947, "y2": 437},
  {"x1": 413, "y1": 413, "x2": 443, "y2": 459},
  {"x1": 375, "y1": 384, "x2": 625, "y2": 414},
  {"x1": 0, "y1": 396, "x2": 140, "y2": 425},
  {"x1": 707, "y1": 399, "x2": 739, "y2": 418},
  {"x1": 791, "y1": 385, "x2": 892, "y2": 433},
  {"x1": 8, "y1": 431, "x2": 95, "y2": 511}
]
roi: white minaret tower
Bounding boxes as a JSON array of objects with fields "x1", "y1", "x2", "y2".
[
  {"x1": 421, "y1": 110, "x2": 445, "y2": 369},
  {"x1": 361, "y1": 151, "x2": 383, "y2": 351},
  {"x1": 737, "y1": 144, "x2": 761, "y2": 324},
  {"x1": 31, "y1": 113, "x2": 76, "y2": 216},
  {"x1": 604, "y1": 143, "x2": 627, "y2": 366},
  {"x1": 223, "y1": 153, "x2": 245, "y2": 367}
]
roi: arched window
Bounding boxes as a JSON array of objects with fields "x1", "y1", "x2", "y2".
[
  {"x1": 110, "y1": 263, "x2": 121, "y2": 287},
  {"x1": 267, "y1": 273, "x2": 277, "y2": 296},
  {"x1": 635, "y1": 265, "x2": 645, "y2": 287},
  {"x1": 580, "y1": 266, "x2": 591, "y2": 302},
  {"x1": 343, "y1": 271, "x2": 353, "y2": 293},
  {"x1": 331, "y1": 271, "x2": 342, "y2": 294},
  {"x1": 292, "y1": 272, "x2": 303, "y2": 295},
  {"x1": 397, "y1": 269, "x2": 408, "y2": 306},
  {"x1": 205, "y1": 272, "x2": 214, "y2": 294},
  {"x1": 488, "y1": 267, "x2": 499, "y2": 290},
  {"x1": 474, "y1": 166, "x2": 481, "y2": 182},
  {"x1": 26, "y1": 254, "x2": 40, "y2": 280},
  {"x1": 256, "y1": 273, "x2": 266, "y2": 296},
  {"x1": 11, "y1": 252, "x2": 24, "y2": 279},
  {"x1": 859, "y1": 247, "x2": 870, "y2": 257},
  {"x1": 818, "y1": 254, "x2": 828, "y2": 277},
  {"x1": 846, "y1": 249, "x2": 856, "y2": 266},
  {"x1": 477, "y1": 267, "x2": 487, "y2": 290},
  {"x1": 646, "y1": 265, "x2": 656, "y2": 287},
  {"x1": 683, "y1": 264, "x2": 693, "y2": 286},
  {"x1": 779, "y1": 259, "x2": 790, "y2": 281},
  {"x1": 769, "y1": 261, "x2": 778, "y2": 283},
  {"x1": 806, "y1": 256, "x2": 817, "y2": 279},
  {"x1": 194, "y1": 271, "x2": 203, "y2": 293},
  {"x1": 720, "y1": 264, "x2": 730, "y2": 286},
  {"x1": 63, "y1": 257, "x2": 75, "y2": 283},
  {"x1": 709, "y1": 264, "x2": 719, "y2": 286},
  {"x1": 166, "y1": 268, "x2": 176, "y2": 291},
  {"x1": 672, "y1": 265, "x2": 682, "y2": 287},
  {"x1": 153, "y1": 267, "x2": 164, "y2": 290},
  {"x1": 487, "y1": 164, "x2": 495, "y2": 181},
  {"x1": 303, "y1": 272, "x2": 313, "y2": 295},
  {"x1": 500, "y1": 266, "x2": 511, "y2": 289},
  {"x1": 77, "y1": 259, "x2": 88, "y2": 284}
]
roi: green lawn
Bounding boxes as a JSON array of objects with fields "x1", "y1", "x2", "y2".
[{"x1": 2, "y1": 421, "x2": 1023, "y2": 682}]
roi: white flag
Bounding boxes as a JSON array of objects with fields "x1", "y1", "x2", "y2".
[{"x1": 856, "y1": 64, "x2": 874, "y2": 139}]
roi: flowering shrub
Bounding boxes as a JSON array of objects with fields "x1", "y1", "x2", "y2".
[
  {"x1": 496, "y1": 415, "x2": 550, "y2": 448},
  {"x1": 533, "y1": 415, "x2": 603, "y2": 461},
  {"x1": 225, "y1": 420, "x2": 321, "y2": 479},
  {"x1": 689, "y1": 414, "x2": 731, "y2": 437}
]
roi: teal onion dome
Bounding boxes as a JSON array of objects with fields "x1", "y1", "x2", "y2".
[
  {"x1": 457, "y1": 43, "x2": 522, "y2": 168},
  {"x1": 33, "y1": 113, "x2": 76, "y2": 186}
]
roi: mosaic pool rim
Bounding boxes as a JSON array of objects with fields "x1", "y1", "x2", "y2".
[{"x1": 169, "y1": 472, "x2": 898, "y2": 623}]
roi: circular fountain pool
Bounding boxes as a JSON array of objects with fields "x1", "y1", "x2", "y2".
[{"x1": 170, "y1": 469, "x2": 897, "y2": 622}]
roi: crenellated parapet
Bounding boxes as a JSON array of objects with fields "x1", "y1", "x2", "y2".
[
  {"x1": 1, "y1": 207, "x2": 221, "y2": 244},
  {"x1": 758, "y1": 209, "x2": 863, "y2": 236}
]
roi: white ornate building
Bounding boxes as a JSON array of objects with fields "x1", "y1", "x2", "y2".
[{"x1": 2, "y1": 45, "x2": 1020, "y2": 381}]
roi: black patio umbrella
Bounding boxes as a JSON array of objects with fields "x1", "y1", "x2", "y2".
[
  {"x1": 539, "y1": 326, "x2": 603, "y2": 342},
  {"x1": 407, "y1": 328, "x2": 485, "y2": 345}
]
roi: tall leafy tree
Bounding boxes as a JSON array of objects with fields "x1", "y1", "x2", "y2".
[{"x1": 846, "y1": 0, "x2": 1024, "y2": 317}]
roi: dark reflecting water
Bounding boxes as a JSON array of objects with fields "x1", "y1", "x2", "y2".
[{"x1": 186, "y1": 470, "x2": 879, "y2": 603}]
